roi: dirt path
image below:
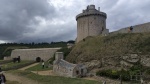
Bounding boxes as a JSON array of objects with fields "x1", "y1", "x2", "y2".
[
  {"x1": 31, "y1": 70, "x2": 56, "y2": 76},
  {"x1": 4, "y1": 71, "x2": 39, "y2": 84},
  {"x1": 18, "y1": 63, "x2": 39, "y2": 70}
]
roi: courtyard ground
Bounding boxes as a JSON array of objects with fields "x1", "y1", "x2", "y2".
[{"x1": 3, "y1": 62, "x2": 143, "y2": 84}]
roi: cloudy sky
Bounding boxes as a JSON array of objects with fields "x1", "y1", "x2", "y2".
[{"x1": 0, "y1": 0, "x2": 150, "y2": 43}]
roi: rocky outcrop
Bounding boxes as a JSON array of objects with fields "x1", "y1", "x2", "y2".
[
  {"x1": 83, "y1": 60, "x2": 102, "y2": 70},
  {"x1": 141, "y1": 55, "x2": 150, "y2": 67}
]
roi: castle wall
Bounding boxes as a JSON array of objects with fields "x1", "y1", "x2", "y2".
[
  {"x1": 112, "y1": 22, "x2": 150, "y2": 34},
  {"x1": 76, "y1": 5, "x2": 107, "y2": 43},
  {"x1": 11, "y1": 48, "x2": 60, "y2": 61},
  {"x1": 77, "y1": 15, "x2": 106, "y2": 42}
]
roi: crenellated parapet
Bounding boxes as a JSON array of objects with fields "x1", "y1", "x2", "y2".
[
  {"x1": 76, "y1": 5, "x2": 107, "y2": 20},
  {"x1": 76, "y1": 12, "x2": 107, "y2": 20}
]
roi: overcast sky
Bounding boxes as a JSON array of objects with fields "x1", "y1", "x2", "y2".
[{"x1": 0, "y1": 0, "x2": 150, "y2": 43}]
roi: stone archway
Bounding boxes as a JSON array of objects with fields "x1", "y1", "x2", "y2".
[{"x1": 36, "y1": 57, "x2": 41, "y2": 62}]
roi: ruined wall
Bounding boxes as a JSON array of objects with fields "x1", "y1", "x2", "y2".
[
  {"x1": 11, "y1": 48, "x2": 60, "y2": 61},
  {"x1": 53, "y1": 58, "x2": 78, "y2": 78},
  {"x1": 112, "y1": 22, "x2": 150, "y2": 34},
  {"x1": 53, "y1": 52, "x2": 87, "y2": 78}
]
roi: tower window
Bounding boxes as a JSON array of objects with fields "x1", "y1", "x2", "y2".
[
  {"x1": 102, "y1": 20, "x2": 105, "y2": 24},
  {"x1": 102, "y1": 27, "x2": 104, "y2": 31}
]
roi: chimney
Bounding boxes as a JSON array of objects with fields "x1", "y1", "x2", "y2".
[
  {"x1": 55, "y1": 52, "x2": 64, "y2": 60},
  {"x1": 98, "y1": 7, "x2": 100, "y2": 11}
]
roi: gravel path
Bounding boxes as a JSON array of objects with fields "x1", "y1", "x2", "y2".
[
  {"x1": 18, "y1": 63, "x2": 39, "y2": 70},
  {"x1": 4, "y1": 72, "x2": 39, "y2": 84},
  {"x1": 31, "y1": 70, "x2": 56, "y2": 76}
]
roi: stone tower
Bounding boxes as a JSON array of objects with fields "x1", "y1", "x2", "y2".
[{"x1": 76, "y1": 5, "x2": 109, "y2": 43}]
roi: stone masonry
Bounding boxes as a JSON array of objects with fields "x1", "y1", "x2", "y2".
[
  {"x1": 53, "y1": 52, "x2": 87, "y2": 78},
  {"x1": 11, "y1": 48, "x2": 61, "y2": 61},
  {"x1": 112, "y1": 22, "x2": 150, "y2": 34},
  {"x1": 76, "y1": 5, "x2": 109, "y2": 43}
]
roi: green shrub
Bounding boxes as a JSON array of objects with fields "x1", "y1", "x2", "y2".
[
  {"x1": 48, "y1": 47, "x2": 72, "y2": 64},
  {"x1": 96, "y1": 69, "x2": 130, "y2": 81},
  {"x1": 119, "y1": 69, "x2": 130, "y2": 81},
  {"x1": 57, "y1": 47, "x2": 72, "y2": 59}
]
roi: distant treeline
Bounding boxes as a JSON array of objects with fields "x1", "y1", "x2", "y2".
[{"x1": 0, "y1": 40, "x2": 75, "y2": 59}]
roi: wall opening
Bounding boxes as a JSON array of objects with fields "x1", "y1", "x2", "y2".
[
  {"x1": 102, "y1": 27, "x2": 104, "y2": 31},
  {"x1": 81, "y1": 69, "x2": 84, "y2": 75},
  {"x1": 36, "y1": 57, "x2": 41, "y2": 62},
  {"x1": 76, "y1": 70, "x2": 79, "y2": 75}
]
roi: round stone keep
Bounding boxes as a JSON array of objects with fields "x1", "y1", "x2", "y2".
[{"x1": 76, "y1": 5, "x2": 107, "y2": 42}]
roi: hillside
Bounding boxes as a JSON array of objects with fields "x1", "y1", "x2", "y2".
[{"x1": 66, "y1": 33, "x2": 150, "y2": 64}]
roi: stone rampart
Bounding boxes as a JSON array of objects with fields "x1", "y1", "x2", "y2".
[
  {"x1": 11, "y1": 48, "x2": 61, "y2": 61},
  {"x1": 112, "y1": 22, "x2": 150, "y2": 34}
]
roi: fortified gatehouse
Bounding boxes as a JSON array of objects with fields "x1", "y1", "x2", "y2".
[
  {"x1": 53, "y1": 52, "x2": 87, "y2": 78},
  {"x1": 76, "y1": 5, "x2": 109, "y2": 42}
]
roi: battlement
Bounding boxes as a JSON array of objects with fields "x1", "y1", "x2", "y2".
[
  {"x1": 87, "y1": 5, "x2": 95, "y2": 10},
  {"x1": 76, "y1": 5, "x2": 107, "y2": 20}
]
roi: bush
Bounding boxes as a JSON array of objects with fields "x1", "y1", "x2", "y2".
[
  {"x1": 57, "y1": 47, "x2": 72, "y2": 59},
  {"x1": 96, "y1": 69, "x2": 130, "y2": 81},
  {"x1": 48, "y1": 47, "x2": 72, "y2": 64},
  {"x1": 119, "y1": 69, "x2": 130, "y2": 81}
]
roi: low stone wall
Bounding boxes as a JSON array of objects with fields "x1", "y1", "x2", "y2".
[
  {"x1": 3, "y1": 56, "x2": 11, "y2": 60},
  {"x1": 11, "y1": 48, "x2": 61, "y2": 61}
]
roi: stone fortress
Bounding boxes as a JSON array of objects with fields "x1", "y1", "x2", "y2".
[
  {"x1": 76, "y1": 5, "x2": 109, "y2": 43},
  {"x1": 76, "y1": 4, "x2": 150, "y2": 43}
]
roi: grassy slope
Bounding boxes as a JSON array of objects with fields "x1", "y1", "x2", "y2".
[{"x1": 66, "y1": 33, "x2": 150, "y2": 63}]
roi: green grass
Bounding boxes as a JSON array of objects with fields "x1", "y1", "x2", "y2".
[
  {"x1": 9, "y1": 70, "x2": 101, "y2": 84},
  {"x1": 67, "y1": 33, "x2": 150, "y2": 63},
  {"x1": 1, "y1": 60, "x2": 34, "y2": 70},
  {"x1": 0, "y1": 60, "x2": 11, "y2": 62},
  {"x1": 26, "y1": 62, "x2": 52, "y2": 71}
]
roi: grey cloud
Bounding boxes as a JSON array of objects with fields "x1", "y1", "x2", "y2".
[
  {"x1": 17, "y1": 24, "x2": 76, "y2": 43},
  {"x1": 104, "y1": 0, "x2": 150, "y2": 31},
  {"x1": 0, "y1": 0, "x2": 56, "y2": 42},
  {"x1": 0, "y1": 0, "x2": 150, "y2": 43}
]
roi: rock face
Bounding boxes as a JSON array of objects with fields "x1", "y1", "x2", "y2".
[
  {"x1": 83, "y1": 60, "x2": 102, "y2": 70},
  {"x1": 83, "y1": 54, "x2": 150, "y2": 71},
  {"x1": 122, "y1": 54, "x2": 140, "y2": 63},
  {"x1": 141, "y1": 55, "x2": 150, "y2": 67},
  {"x1": 121, "y1": 54, "x2": 150, "y2": 68},
  {"x1": 102, "y1": 56, "x2": 120, "y2": 67}
]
